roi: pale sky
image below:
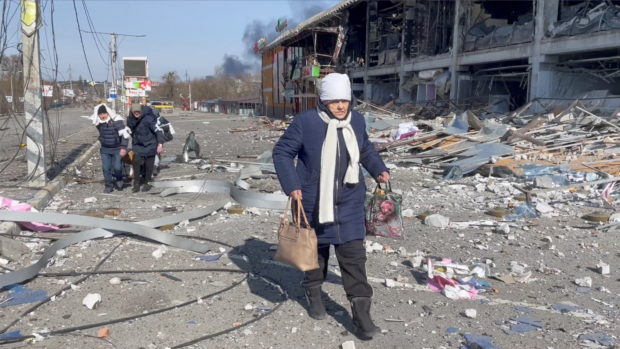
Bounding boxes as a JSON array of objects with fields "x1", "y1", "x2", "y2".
[{"x1": 2, "y1": 0, "x2": 339, "y2": 81}]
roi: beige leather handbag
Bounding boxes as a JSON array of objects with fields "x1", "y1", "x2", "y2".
[{"x1": 274, "y1": 198, "x2": 319, "y2": 271}]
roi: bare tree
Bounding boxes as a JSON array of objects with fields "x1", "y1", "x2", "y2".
[{"x1": 158, "y1": 71, "x2": 180, "y2": 101}]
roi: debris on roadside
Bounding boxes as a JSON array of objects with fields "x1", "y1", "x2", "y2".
[{"x1": 82, "y1": 293, "x2": 102, "y2": 310}]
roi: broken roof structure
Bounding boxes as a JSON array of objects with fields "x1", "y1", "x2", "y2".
[
  {"x1": 266, "y1": 0, "x2": 363, "y2": 49},
  {"x1": 260, "y1": 0, "x2": 620, "y2": 118}
]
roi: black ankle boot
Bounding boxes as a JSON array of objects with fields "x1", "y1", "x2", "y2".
[
  {"x1": 305, "y1": 287, "x2": 326, "y2": 320},
  {"x1": 132, "y1": 182, "x2": 140, "y2": 193},
  {"x1": 350, "y1": 297, "x2": 380, "y2": 340}
]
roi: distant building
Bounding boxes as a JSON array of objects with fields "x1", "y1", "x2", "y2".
[
  {"x1": 198, "y1": 97, "x2": 261, "y2": 116},
  {"x1": 261, "y1": 0, "x2": 620, "y2": 118}
]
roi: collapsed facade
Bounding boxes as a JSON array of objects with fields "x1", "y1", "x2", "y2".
[{"x1": 261, "y1": 0, "x2": 620, "y2": 118}]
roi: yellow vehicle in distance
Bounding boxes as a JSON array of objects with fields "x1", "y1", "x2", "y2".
[{"x1": 150, "y1": 100, "x2": 174, "y2": 114}]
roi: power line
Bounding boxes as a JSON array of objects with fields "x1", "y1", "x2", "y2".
[
  {"x1": 80, "y1": 0, "x2": 110, "y2": 68},
  {"x1": 78, "y1": 30, "x2": 146, "y2": 38},
  {"x1": 72, "y1": 0, "x2": 94, "y2": 82}
]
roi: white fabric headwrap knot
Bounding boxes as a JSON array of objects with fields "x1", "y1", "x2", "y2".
[
  {"x1": 81, "y1": 103, "x2": 124, "y2": 126},
  {"x1": 318, "y1": 109, "x2": 359, "y2": 224}
]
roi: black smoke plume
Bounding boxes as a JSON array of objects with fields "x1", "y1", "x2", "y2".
[{"x1": 220, "y1": 1, "x2": 336, "y2": 76}]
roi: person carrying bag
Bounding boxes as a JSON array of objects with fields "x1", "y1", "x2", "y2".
[{"x1": 273, "y1": 73, "x2": 390, "y2": 340}]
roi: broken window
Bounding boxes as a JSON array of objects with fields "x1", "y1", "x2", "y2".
[
  {"x1": 458, "y1": 60, "x2": 529, "y2": 112},
  {"x1": 548, "y1": 50, "x2": 620, "y2": 114},
  {"x1": 462, "y1": 0, "x2": 534, "y2": 52},
  {"x1": 370, "y1": 75, "x2": 400, "y2": 105},
  {"x1": 368, "y1": 1, "x2": 404, "y2": 67},
  {"x1": 342, "y1": 2, "x2": 367, "y2": 69},
  {"x1": 404, "y1": 0, "x2": 455, "y2": 58},
  {"x1": 550, "y1": 0, "x2": 620, "y2": 37}
]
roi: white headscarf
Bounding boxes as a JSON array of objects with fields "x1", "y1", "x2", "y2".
[
  {"x1": 319, "y1": 73, "x2": 352, "y2": 102},
  {"x1": 317, "y1": 73, "x2": 359, "y2": 224},
  {"x1": 81, "y1": 104, "x2": 131, "y2": 139}
]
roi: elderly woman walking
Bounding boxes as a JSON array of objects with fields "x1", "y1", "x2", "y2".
[{"x1": 273, "y1": 73, "x2": 390, "y2": 340}]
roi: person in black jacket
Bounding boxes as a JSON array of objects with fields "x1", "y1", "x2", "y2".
[
  {"x1": 127, "y1": 103, "x2": 164, "y2": 192},
  {"x1": 92, "y1": 104, "x2": 128, "y2": 193}
]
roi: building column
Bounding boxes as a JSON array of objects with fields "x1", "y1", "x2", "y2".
[
  {"x1": 449, "y1": 0, "x2": 462, "y2": 101},
  {"x1": 363, "y1": 78, "x2": 373, "y2": 102},
  {"x1": 398, "y1": 72, "x2": 413, "y2": 103},
  {"x1": 529, "y1": 0, "x2": 560, "y2": 102},
  {"x1": 398, "y1": 1, "x2": 409, "y2": 103}
]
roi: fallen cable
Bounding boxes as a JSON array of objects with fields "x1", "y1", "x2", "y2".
[
  {"x1": 0, "y1": 200, "x2": 289, "y2": 347},
  {"x1": 0, "y1": 270, "x2": 248, "y2": 345},
  {"x1": 0, "y1": 201, "x2": 227, "y2": 288},
  {"x1": 170, "y1": 276, "x2": 288, "y2": 349},
  {"x1": 0, "y1": 240, "x2": 124, "y2": 336},
  {"x1": 39, "y1": 267, "x2": 243, "y2": 277},
  {"x1": 0, "y1": 270, "x2": 288, "y2": 348},
  {"x1": 152, "y1": 180, "x2": 288, "y2": 210},
  {"x1": 0, "y1": 228, "x2": 116, "y2": 288}
]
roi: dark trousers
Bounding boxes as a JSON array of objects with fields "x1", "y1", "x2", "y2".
[
  {"x1": 100, "y1": 150, "x2": 122, "y2": 189},
  {"x1": 131, "y1": 154, "x2": 155, "y2": 186},
  {"x1": 302, "y1": 239, "x2": 373, "y2": 299}
]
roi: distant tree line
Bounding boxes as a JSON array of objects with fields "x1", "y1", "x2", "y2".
[{"x1": 153, "y1": 69, "x2": 260, "y2": 105}]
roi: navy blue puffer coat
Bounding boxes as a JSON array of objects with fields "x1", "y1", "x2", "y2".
[
  {"x1": 272, "y1": 108, "x2": 388, "y2": 245},
  {"x1": 97, "y1": 119, "x2": 128, "y2": 154},
  {"x1": 127, "y1": 106, "x2": 164, "y2": 157},
  {"x1": 93, "y1": 104, "x2": 128, "y2": 154}
]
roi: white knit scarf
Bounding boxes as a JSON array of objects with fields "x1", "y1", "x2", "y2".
[{"x1": 318, "y1": 109, "x2": 360, "y2": 224}]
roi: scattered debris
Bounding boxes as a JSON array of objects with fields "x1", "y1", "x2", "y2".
[
  {"x1": 596, "y1": 261, "x2": 610, "y2": 275},
  {"x1": 464, "y1": 309, "x2": 477, "y2": 319},
  {"x1": 341, "y1": 340, "x2": 356, "y2": 349},
  {"x1": 160, "y1": 273, "x2": 182, "y2": 282},
  {"x1": 151, "y1": 245, "x2": 168, "y2": 259},
  {"x1": 82, "y1": 293, "x2": 101, "y2": 310},
  {"x1": 574, "y1": 276, "x2": 593, "y2": 288},
  {"x1": 0, "y1": 285, "x2": 47, "y2": 307},
  {"x1": 494, "y1": 223, "x2": 510, "y2": 235},
  {"x1": 0, "y1": 196, "x2": 60, "y2": 232},
  {"x1": 578, "y1": 333, "x2": 616, "y2": 347},
  {"x1": 504, "y1": 317, "x2": 544, "y2": 334},
  {"x1": 97, "y1": 327, "x2": 110, "y2": 338},
  {"x1": 196, "y1": 253, "x2": 223, "y2": 262},
  {"x1": 461, "y1": 333, "x2": 500, "y2": 349},
  {"x1": 424, "y1": 214, "x2": 450, "y2": 228}
]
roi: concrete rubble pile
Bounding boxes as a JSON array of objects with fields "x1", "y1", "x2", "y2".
[{"x1": 359, "y1": 100, "x2": 620, "y2": 183}]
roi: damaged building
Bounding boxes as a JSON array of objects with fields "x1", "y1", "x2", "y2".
[{"x1": 260, "y1": 0, "x2": 620, "y2": 118}]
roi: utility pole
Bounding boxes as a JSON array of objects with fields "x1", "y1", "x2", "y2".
[
  {"x1": 67, "y1": 65, "x2": 73, "y2": 104},
  {"x1": 21, "y1": 0, "x2": 46, "y2": 186},
  {"x1": 110, "y1": 33, "x2": 117, "y2": 112},
  {"x1": 186, "y1": 70, "x2": 192, "y2": 111},
  {"x1": 79, "y1": 30, "x2": 144, "y2": 114},
  {"x1": 9, "y1": 72, "x2": 14, "y2": 112}
]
